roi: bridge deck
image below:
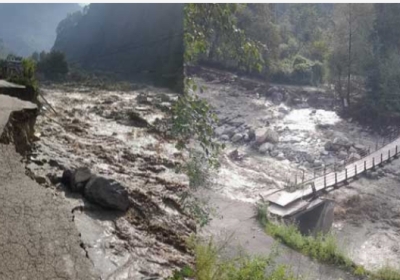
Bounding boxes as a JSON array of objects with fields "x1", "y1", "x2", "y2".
[{"x1": 268, "y1": 136, "x2": 400, "y2": 214}]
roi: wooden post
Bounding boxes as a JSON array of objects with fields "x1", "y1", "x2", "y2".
[
  {"x1": 302, "y1": 170, "x2": 305, "y2": 184},
  {"x1": 364, "y1": 160, "x2": 366, "y2": 171},
  {"x1": 355, "y1": 164, "x2": 357, "y2": 175},
  {"x1": 373, "y1": 157, "x2": 375, "y2": 168},
  {"x1": 381, "y1": 153, "x2": 383, "y2": 164},
  {"x1": 388, "y1": 149, "x2": 391, "y2": 160},
  {"x1": 396, "y1": 145, "x2": 398, "y2": 155},
  {"x1": 324, "y1": 174, "x2": 326, "y2": 188},
  {"x1": 345, "y1": 168, "x2": 348, "y2": 180},
  {"x1": 335, "y1": 172, "x2": 337, "y2": 184},
  {"x1": 311, "y1": 182, "x2": 316, "y2": 196}
]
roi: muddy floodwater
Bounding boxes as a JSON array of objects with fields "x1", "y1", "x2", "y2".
[
  {"x1": 195, "y1": 67, "x2": 400, "y2": 274},
  {"x1": 26, "y1": 68, "x2": 400, "y2": 279}
]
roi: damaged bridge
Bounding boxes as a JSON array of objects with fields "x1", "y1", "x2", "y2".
[{"x1": 267, "y1": 135, "x2": 400, "y2": 223}]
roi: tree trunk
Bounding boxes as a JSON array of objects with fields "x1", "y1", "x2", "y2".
[{"x1": 346, "y1": 4, "x2": 352, "y2": 107}]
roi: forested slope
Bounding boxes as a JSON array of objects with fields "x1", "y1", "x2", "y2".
[{"x1": 53, "y1": 4, "x2": 184, "y2": 91}]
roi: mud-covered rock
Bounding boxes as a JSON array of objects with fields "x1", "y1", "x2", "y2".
[
  {"x1": 255, "y1": 128, "x2": 279, "y2": 146},
  {"x1": 84, "y1": 176, "x2": 130, "y2": 211},
  {"x1": 348, "y1": 153, "x2": 361, "y2": 162},
  {"x1": 221, "y1": 134, "x2": 230, "y2": 141},
  {"x1": 338, "y1": 150, "x2": 348, "y2": 160},
  {"x1": 74, "y1": 167, "x2": 93, "y2": 192},
  {"x1": 271, "y1": 92, "x2": 284, "y2": 105},
  {"x1": 259, "y1": 143, "x2": 274, "y2": 154},
  {"x1": 333, "y1": 135, "x2": 352, "y2": 148},
  {"x1": 354, "y1": 144, "x2": 369, "y2": 154},
  {"x1": 231, "y1": 133, "x2": 243, "y2": 143},
  {"x1": 62, "y1": 167, "x2": 93, "y2": 193}
]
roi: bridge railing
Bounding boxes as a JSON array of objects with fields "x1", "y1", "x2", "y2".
[{"x1": 293, "y1": 138, "x2": 400, "y2": 192}]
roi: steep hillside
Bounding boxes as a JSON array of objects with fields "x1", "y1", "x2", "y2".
[
  {"x1": 0, "y1": 4, "x2": 81, "y2": 56},
  {"x1": 53, "y1": 3, "x2": 184, "y2": 91}
]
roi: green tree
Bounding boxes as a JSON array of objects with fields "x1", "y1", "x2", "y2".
[
  {"x1": 7, "y1": 58, "x2": 38, "y2": 89},
  {"x1": 184, "y1": 4, "x2": 264, "y2": 72},
  {"x1": 37, "y1": 50, "x2": 69, "y2": 79},
  {"x1": 365, "y1": 4, "x2": 400, "y2": 119},
  {"x1": 236, "y1": 4, "x2": 281, "y2": 76},
  {"x1": 330, "y1": 3, "x2": 374, "y2": 108}
]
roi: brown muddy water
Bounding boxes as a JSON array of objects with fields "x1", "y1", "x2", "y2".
[{"x1": 27, "y1": 70, "x2": 400, "y2": 279}]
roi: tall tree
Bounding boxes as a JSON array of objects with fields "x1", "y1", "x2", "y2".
[
  {"x1": 330, "y1": 3, "x2": 374, "y2": 108},
  {"x1": 365, "y1": 4, "x2": 400, "y2": 119}
]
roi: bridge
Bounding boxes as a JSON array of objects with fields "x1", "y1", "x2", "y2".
[{"x1": 267, "y1": 136, "x2": 400, "y2": 217}]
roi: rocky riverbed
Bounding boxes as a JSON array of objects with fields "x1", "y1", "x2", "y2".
[
  {"x1": 193, "y1": 66, "x2": 400, "y2": 273},
  {"x1": 26, "y1": 68, "x2": 400, "y2": 279}
]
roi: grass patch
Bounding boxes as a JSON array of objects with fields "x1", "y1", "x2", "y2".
[
  {"x1": 169, "y1": 237, "x2": 298, "y2": 280},
  {"x1": 266, "y1": 222, "x2": 351, "y2": 267},
  {"x1": 256, "y1": 202, "x2": 400, "y2": 280},
  {"x1": 372, "y1": 267, "x2": 400, "y2": 280}
]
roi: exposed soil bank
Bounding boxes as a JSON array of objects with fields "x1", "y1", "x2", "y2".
[{"x1": 0, "y1": 94, "x2": 38, "y2": 155}]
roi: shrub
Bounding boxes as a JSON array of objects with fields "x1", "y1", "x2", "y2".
[
  {"x1": 169, "y1": 238, "x2": 296, "y2": 280},
  {"x1": 7, "y1": 58, "x2": 38, "y2": 89},
  {"x1": 373, "y1": 266, "x2": 400, "y2": 280}
]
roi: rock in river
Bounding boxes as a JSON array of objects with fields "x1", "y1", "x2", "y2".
[
  {"x1": 259, "y1": 143, "x2": 274, "y2": 154},
  {"x1": 84, "y1": 176, "x2": 130, "y2": 211},
  {"x1": 255, "y1": 128, "x2": 279, "y2": 146},
  {"x1": 231, "y1": 133, "x2": 243, "y2": 143},
  {"x1": 62, "y1": 167, "x2": 92, "y2": 193}
]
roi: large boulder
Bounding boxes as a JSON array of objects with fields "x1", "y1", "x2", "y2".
[
  {"x1": 222, "y1": 127, "x2": 236, "y2": 138},
  {"x1": 332, "y1": 134, "x2": 352, "y2": 148},
  {"x1": 325, "y1": 137, "x2": 352, "y2": 152},
  {"x1": 271, "y1": 91, "x2": 284, "y2": 105},
  {"x1": 255, "y1": 128, "x2": 279, "y2": 146},
  {"x1": 84, "y1": 176, "x2": 130, "y2": 211},
  {"x1": 338, "y1": 150, "x2": 348, "y2": 160},
  {"x1": 259, "y1": 143, "x2": 274, "y2": 154},
  {"x1": 221, "y1": 134, "x2": 230, "y2": 141},
  {"x1": 354, "y1": 144, "x2": 369, "y2": 155},
  {"x1": 267, "y1": 86, "x2": 279, "y2": 96},
  {"x1": 348, "y1": 152, "x2": 361, "y2": 162},
  {"x1": 231, "y1": 133, "x2": 243, "y2": 143}
]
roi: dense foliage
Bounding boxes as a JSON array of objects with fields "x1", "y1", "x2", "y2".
[
  {"x1": 53, "y1": 4, "x2": 184, "y2": 91},
  {"x1": 184, "y1": 4, "x2": 264, "y2": 73},
  {"x1": 34, "y1": 50, "x2": 69, "y2": 79},
  {"x1": 187, "y1": 4, "x2": 333, "y2": 85},
  {"x1": 187, "y1": 3, "x2": 400, "y2": 122}
]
